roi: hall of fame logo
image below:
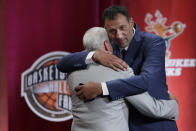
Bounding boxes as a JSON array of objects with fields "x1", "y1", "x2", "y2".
[
  {"x1": 144, "y1": 10, "x2": 195, "y2": 76},
  {"x1": 21, "y1": 51, "x2": 73, "y2": 122}
]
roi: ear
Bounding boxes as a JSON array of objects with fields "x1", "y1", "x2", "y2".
[
  {"x1": 129, "y1": 17, "x2": 134, "y2": 28},
  {"x1": 104, "y1": 40, "x2": 113, "y2": 54}
]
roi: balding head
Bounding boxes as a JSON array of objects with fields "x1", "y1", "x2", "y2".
[{"x1": 83, "y1": 27, "x2": 110, "y2": 51}]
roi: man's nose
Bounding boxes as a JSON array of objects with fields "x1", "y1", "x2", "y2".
[{"x1": 116, "y1": 29, "x2": 123, "y2": 39}]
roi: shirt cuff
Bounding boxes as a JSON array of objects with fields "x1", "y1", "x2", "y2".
[
  {"x1": 85, "y1": 51, "x2": 96, "y2": 64},
  {"x1": 101, "y1": 82, "x2": 109, "y2": 96}
]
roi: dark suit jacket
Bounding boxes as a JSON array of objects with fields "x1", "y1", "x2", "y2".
[{"x1": 57, "y1": 24, "x2": 178, "y2": 131}]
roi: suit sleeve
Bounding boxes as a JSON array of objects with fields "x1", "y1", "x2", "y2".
[
  {"x1": 57, "y1": 51, "x2": 88, "y2": 73},
  {"x1": 106, "y1": 37, "x2": 166, "y2": 100},
  {"x1": 125, "y1": 92, "x2": 179, "y2": 120}
]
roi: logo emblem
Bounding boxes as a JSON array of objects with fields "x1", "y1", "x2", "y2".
[
  {"x1": 144, "y1": 10, "x2": 195, "y2": 77},
  {"x1": 145, "y1": 10, "x2": 186, "y2": 58},
  {"x1": 21, "y1": 51, "x2": 73, "y2": 122}
]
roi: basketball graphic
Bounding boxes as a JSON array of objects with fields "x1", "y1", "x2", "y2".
[
  {"x1": 144, "y1": 10, "x2": 186, "y2": 59},
  {"x1": 36, "y1": 92, "x2": 58, "y2": 111},
  {"x1": 172, "y1": 22, "x2": 185, "y2": 34},
  {"x1": 21, "y1": 51, "x2": 73, "y2": 122}
]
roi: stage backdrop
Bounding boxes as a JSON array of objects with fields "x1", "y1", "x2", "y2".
[
  {"x1": 2, "y1": 0, "x2": 195, "y2": 131},
  {"x1": 123, "y1": 0, "x2": 196, "y2": 131},
  {"x1": 6, "y1": 0, "x2": 120, "y2": 131},
  {"x1": 0, "y1": 0, "x2": 8, "y2": 131}
]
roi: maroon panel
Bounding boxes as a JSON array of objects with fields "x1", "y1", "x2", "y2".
[
  {"x1": 0, "y1": 0, "x2": 8, "y2": 130},
  {"x1": 7, "y1": 0, "x2": 120, "y2": 131}
]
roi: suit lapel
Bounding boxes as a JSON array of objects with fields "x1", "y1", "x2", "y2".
[
  {"x1": 124, "y1": 24, "x2": 144, "y2": 66},
  {"x1": 111, "y1": 42, "x2": 121, "y2": 58},
  {"x1": 111, "y1": 24, "x2": 144, "y2": 67}
]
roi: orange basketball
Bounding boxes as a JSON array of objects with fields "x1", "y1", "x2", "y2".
[{"x1": 35, "y1": 92, "x2": 60, "y2": 111}]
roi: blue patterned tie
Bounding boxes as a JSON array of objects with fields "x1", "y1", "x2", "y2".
[{"x1": 121, "y1": 49, "x2": 127, "y2": 60}]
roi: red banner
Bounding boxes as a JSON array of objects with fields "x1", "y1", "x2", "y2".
[
  {"x1": 0, "y1": 0, "x2": 8, "y2": 130},
  {"x1": 2, "y1": 0, "x2": 195, "y2": 131},
  {"x1": 123, "y1": 0, "x2": 196, "y2": 131},
  {"x1": 5, "y1": 0, "x2": 119, "y2": 131}
]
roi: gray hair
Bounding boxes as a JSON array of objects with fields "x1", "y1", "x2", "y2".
[{"x1": 83, "y1": 27, "x2": 109, "y2": 51}]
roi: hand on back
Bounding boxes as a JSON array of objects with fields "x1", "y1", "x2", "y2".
[{"x1": 92, "y1": 50, "x2": 128, "y2": 71}]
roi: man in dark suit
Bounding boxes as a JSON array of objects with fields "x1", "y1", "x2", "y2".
[{"x1": 57, "y1": 5, "x2": 178, "y2": 131}]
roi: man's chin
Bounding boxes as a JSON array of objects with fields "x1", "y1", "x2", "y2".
[
  {"x1": 118, "y1": 43, "x2": 129, "y2": 48},
  {"x1": 114, "y1": 41, "x2": 129, "y2": 48}
]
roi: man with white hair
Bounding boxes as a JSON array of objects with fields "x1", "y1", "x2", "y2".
[{"x1": 64, "y1": 27, "x2": 178, "y2": 131}]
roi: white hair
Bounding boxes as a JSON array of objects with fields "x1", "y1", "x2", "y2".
[{"x1": 83, "y1": 27, "x2": 109, "y2": 51}]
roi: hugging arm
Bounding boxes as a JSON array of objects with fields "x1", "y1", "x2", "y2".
[
  {"x1": 106, "y1": 37, "x2": 167, "y2": 100},
  {"x1": 57, "y1": 50, "x2": 147, "y2": 100},
  {"x1": 57, "y1": 38, "x2": 168, "y2": 102},
  {"x1": 126, "y1": 92, "x2": 179, "y2": 120},
  {"x1": 57, "y1": 51, "x2": 88, "y2": 73}
]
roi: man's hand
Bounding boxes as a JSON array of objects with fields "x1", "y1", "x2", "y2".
[
  {"x1": 92, "y1": 50, "x2": 128, "y2": 71},
  {"x1": 75, "y1": 82, "x2": 102, "y2": 101}
]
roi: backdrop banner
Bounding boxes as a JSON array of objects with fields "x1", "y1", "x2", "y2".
[
  {"x1": 6, "y1": 0, "x2": 120, "y2": 131},
  {"x1": 0, "y1": 0, "x2": 8, "y2": 130},
  {"x1": 123, "y1": 0, "x2": 196, "y2": 131},
  {"x1": 5, "y1": 0, "x2": 195, "y2": 131}
]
